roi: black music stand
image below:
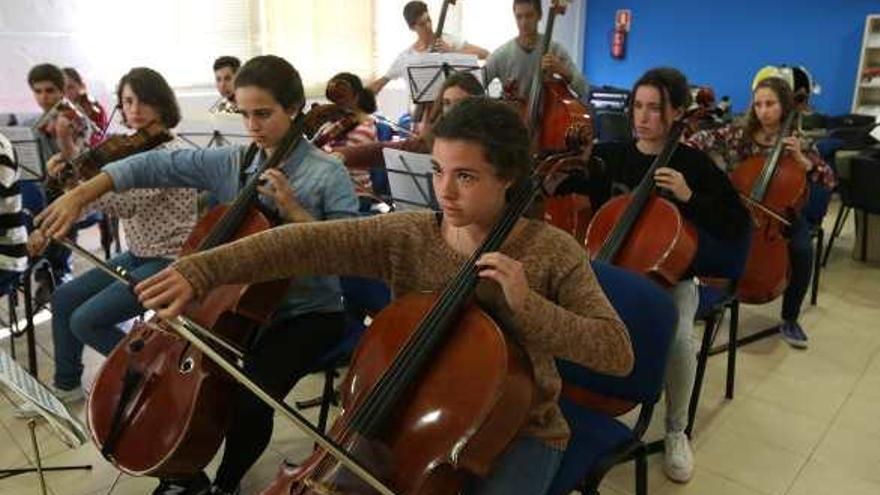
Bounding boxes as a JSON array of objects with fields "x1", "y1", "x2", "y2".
[
  {"x1": 405, "y1": 59, "x2": 483, "y2": 106},
  {"x1": 0, "y1": 126, "x2": 47, "y2": 181},
  {"x1": 381, "y1": 148, "x2": 438, "y2": 211}
]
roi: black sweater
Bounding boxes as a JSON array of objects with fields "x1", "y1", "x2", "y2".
[{"x1": 583, "y1": 141, "x2": 751, "y2": 242}]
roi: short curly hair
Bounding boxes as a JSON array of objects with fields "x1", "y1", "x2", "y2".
[{"x1": 430, "y1": 97, "x2": 530, "y2": 182}]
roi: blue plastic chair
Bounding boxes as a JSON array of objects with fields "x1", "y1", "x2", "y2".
[
  {"x1": 686, "y1": 228, "x2": 751, "y2": 436},
  {"x1": 548, "y1": 261, "x2": 677, "y2": 495}
]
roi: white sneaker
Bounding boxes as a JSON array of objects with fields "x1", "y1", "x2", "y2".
[
  {"x1": 14, "y1": 385, "x2": 84, "y2": 419},
  {"x1": 663, "y1": 431, "x2": 694, "y2": 483}
]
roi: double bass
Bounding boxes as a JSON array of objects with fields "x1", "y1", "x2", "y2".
[
  {"x1": 585, "y1": 120, "x2": 698, "y2": 286},
  {"x1": 730, "y1": 111, "x2": 808, "y2": 304},
  {"x1": 521, "y1": 0, "x2": 594, "y2": 241},
  {"x1": 411, "y1": 0, "x2": 458, "y2": 127},
  {"x1": 87, "y1": 122, "x2": 302, "y2": 477}
]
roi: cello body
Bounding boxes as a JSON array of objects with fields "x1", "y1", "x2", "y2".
[
  {"x1": 260, "y1": 293, "x2": 534, "y2": 494},
  {"x1": 586, "y1": 194, "x2": 697, "y2": 287},
  {"x1": 88, "y1": 205, "x2": 291, "y2": 476},
  {"x1": 729, "y1": 113, "x2": 809, "y2": 304}
]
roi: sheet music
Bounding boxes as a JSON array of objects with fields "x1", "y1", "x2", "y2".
[
  {"x1": 0, "y1": 126, "x2": 44, "y2": 180},
  {"x1": 0, "y1": 350, "x2": 88, "y2": 448},
  {"x1": 404, "y1": 53, "x2": 482, "y2": 104},
  {"x1": 382, "y1": 148, "x2": 437, "y2": 211}
]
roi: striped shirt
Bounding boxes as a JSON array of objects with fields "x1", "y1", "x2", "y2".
[
  {"x1": 325, "y1": 119, "x2": 378, "y2": 193},
  {"x1": 0, "y1": 133, "x2": 28, "y2": 272}
]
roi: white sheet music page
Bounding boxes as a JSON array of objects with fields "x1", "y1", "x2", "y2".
[
  {"x1": 0, "y1": 350, "x2": 88, "y2": 448},
  {"x1": 0, "y1": 126, "x2": 43, "y2": 180},
  {"x1": 404, "y1": 53, "x2": 482, "y2": 104}
]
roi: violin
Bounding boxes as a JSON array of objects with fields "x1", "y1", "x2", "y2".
[
  {"x1": 46, "y1": 121, "x2": 172, "y2": 196},
  {"x1": 304, "y1": 103, "x2": 361, "y2": 149},
  {"x1": 87, "y1": 120, "x2": 303, "y2": 477},
  {"x1": 31, "y1": 97, "x2": 94, "y2": 138},
  {"x1": 729, "y1": 111, "x2": 808, "y2": 303},
  {"x1": 585, "y1": 120, "x2": 698, "y2": 286}
]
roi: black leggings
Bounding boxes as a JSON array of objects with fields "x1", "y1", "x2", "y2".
[{"x1": 213, "y1": 311, "x2": 346, "y2": 490}]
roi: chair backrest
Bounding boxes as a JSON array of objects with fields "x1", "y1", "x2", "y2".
[
  {"x1": 595, "y1": 111, "x2": 631, "y2": 143},
  {"x1": 374, "y1": 119, "x2": 394, "y2": 142},
  {"x1": 692, "y1": 227, "x2": 752, "y2": 280},
  {"x1": 556, "y1": 261, "x2": 677, "y2": 408},
  {"x1": 850, "y1": 151, "x2": 880, "y2": 214}
]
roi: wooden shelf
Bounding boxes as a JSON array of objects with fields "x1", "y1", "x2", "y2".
[{"x1": 853, "y1": 14, "x2": 880, "y2": 113}]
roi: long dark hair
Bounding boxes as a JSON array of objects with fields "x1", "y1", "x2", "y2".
[
  {"x1": 629, "y1": 67, "x2": 691, "y2": 134},
  {"x1": 116, "y1": 67, "x2": 181, "y2": 128},
  {"x1": 327, "y1": 72, "x2": 377, "y2": 114},
  {"x1": 746, "y1": 76, "x2": 795, "y2": 139},
  {"x1": 234, "y1": 55, "x2": 305, "y2": 113}
]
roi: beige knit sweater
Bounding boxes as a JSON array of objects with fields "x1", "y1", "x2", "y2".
[{"x1": 174, "y1": 211, "x2": 633, "y2": 449}]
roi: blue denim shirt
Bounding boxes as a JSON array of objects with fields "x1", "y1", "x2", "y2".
[{"x1": 104, "y1": 138, "x2": 359, "y2": 319}]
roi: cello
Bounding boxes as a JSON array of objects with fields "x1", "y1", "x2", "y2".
[
  {"x1": 87, "y1": 121, "x2": 302, "y2": 477},
  {"x1": 522, "y1": 0, "x2": 594, "y2": 241},
  {"x1": 258, "y1": 152, "x2": 582, "y2": 495},
  {"x1": 584, "y1": 120, "x2": 698, "y2": 286},
  {"x1": 729, "y1": 110, "x2": 808, "y2": 304}
]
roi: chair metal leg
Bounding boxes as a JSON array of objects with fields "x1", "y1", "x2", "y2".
[
  {"x1": 861, "y1": 210, "x2": 869, "y2": 261},
  {"x1": 635, "y1": 449, "x2": 647, "y2": 495},
  {"x1": 823, "y1": 206, "x2": 850, "y2": 267},
  {"x1": 811, "y1": 227, "x2": 823, "y2": 306},
  {"x1": 316, "y1": 367, "x2": 336, "y2": 433},
  {"x1": 686, "y1": 313, "x2": 718, "y2": 438},
  {"x1": 725, "y1": 300, "x2": 739, "y2": 400}
]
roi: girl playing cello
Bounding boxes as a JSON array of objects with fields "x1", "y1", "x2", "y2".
[
  {"x1": 44, "y1": 97, "x2": 634, "y2": 494},
  {"x1": 576, "y1": 68, "x2": 750, "y2": 483},
  {"x1": 688, "y1": 76, "x2": 835, "y2": 349}
]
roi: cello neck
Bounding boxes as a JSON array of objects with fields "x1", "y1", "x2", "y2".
[
  {"x1": 596, "y1": 120, "x2": 685, "y2": 263},
  {"x1": 432, "y1": 0, "x2": 455, "y2": 50},
  {"x1": 349, "y1": 169, "x2": 544, "y2": 438},
  {"x1": 751, "y1": 110, "x2": 798, "y2": 201},
  {"x1": 197, "y1": 116, "x2": 304, "y2": 252}
]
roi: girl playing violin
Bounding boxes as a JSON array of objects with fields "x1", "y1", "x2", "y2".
[
  {"x1": 20, "y1": 67, "x2": 198, "y2": 417},
  {"x1": 688, "y1": 76, "x2": 836, "y2": 349},
  {"x1": 577, "y1": 68, "x2": 750, "y2": 484},
  {"x1": 45, "y1": 97, "x2": 633, "y2": 494},
  {"x1": 35, "y1": 55, "x2": 360, "y2": 495}
]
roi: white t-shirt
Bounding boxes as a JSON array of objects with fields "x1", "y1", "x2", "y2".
[{"x1": 383, "y1": 33, "x2": 465, "y2": 81}]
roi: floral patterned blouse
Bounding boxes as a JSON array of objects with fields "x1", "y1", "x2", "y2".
[{"x1": 687, "y1": 124, "x2": 836, "y2": 189}]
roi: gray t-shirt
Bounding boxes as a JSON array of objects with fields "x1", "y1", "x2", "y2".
[{"x1": 484, "y1": 35, "x2": 588, "y2": 103}]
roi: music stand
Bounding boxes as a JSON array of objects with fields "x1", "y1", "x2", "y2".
[
  {"x1": 0, "y1": 350, "x2": 91, "y2": 489},
  {"x1": 381, "y1": 148, "x2": 438, "y2": 211},
  {"x1": 0, "y1": 126, "x2": 46, "y2": 181},
  {"x1": 404, "y1": 53, "x2": 483, "y2": 106}
]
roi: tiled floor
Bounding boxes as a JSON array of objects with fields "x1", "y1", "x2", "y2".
[{"x1": 0, "y1": 200, "x2": 878, "y2": 495}]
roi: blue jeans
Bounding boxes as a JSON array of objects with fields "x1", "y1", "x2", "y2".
[
  {"x1": 51, "y1": 251, "x2": 172, "y2": 390},
  {"x1": 465, "y1": 436, "x2": 564, "y2": 495},
  {"x1": 782, "y1": 214, "x2": 813, "y2": 322}
]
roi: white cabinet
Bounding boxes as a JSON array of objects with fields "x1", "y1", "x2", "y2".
[{"x1": 853, "y1": 14, "x2": 880, "y2": 115}]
